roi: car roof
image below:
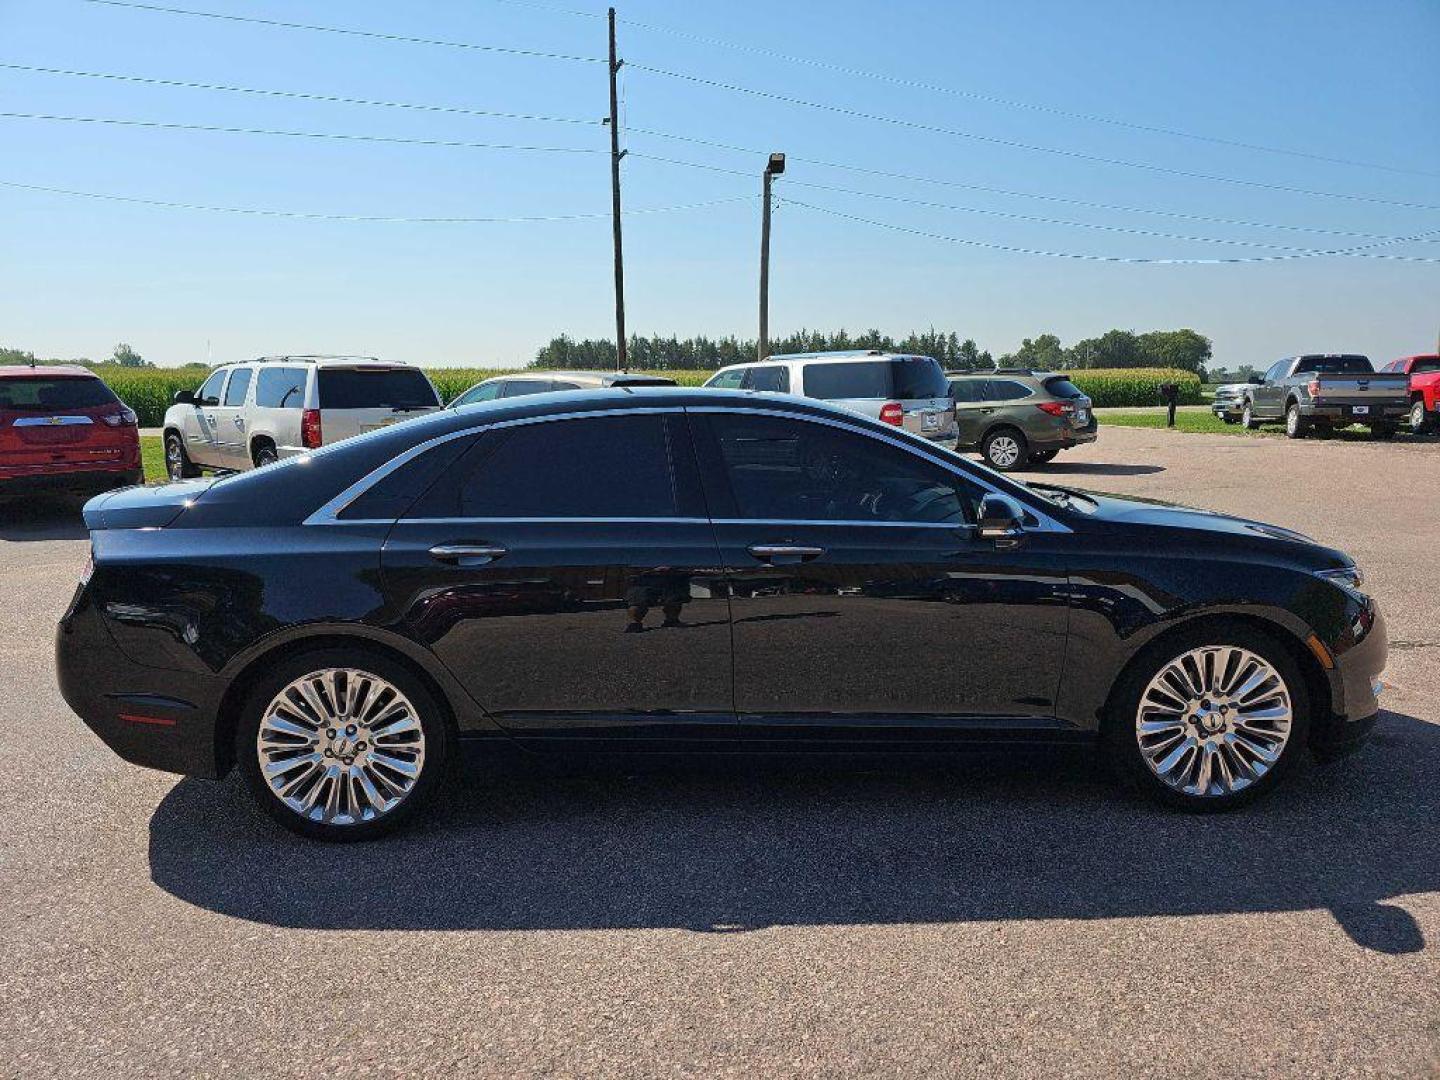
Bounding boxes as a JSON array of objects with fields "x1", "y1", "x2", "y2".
[
  {"x1": 217, "y1": 356, "x2": 420, "y2": 368},
  {"x1": 0, "y1": 365, "x2": 97, "y2": 379},
  {"x1": 746, "y1": 350, "x2": 935, "y2": 365},
  {"x1": 946, "y1": 369, "x2": 1057, "y2": 379}
]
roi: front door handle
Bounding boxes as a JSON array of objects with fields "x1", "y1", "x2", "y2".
[
  {"x1": 429, "y1": 543, "x2": 508, "y2": 566},
  {"x1": 748, "y1": 544, "x2": 825, "y2": 564}
]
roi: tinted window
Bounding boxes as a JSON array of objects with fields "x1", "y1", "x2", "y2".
[
  {"x1": 706, "y1": 414, "x2": 976, "y2": 525},
  {"x1": 743, "y1": 366, "x2": 790, "y2": 392},
  {"x1": 454, "y1": 382, "x2": 503, "y2": 406},
  {"x1": 413, "y1": 414, "x2": 694, "y2": 519},
  {"x1": 255, "y1": 367, "x2": 307, "y2": 408},
  {"x1": 317, "y1": 368, "x2": 439, "y2": 409},
  {"x1": 985, "y1": 379, "x2": 1033, "y2": 402},
  {"x1": 0, "y1": 376, "x2": 117, "y2": 410},
  {"x1": 339, "y1": 436, "x2": 477, "y2": 521},
  {"x1": 706, "y1": 369, "x2": 745, "y2": 389},
  {"x1": 948, "y1": 378, "x2": 984, "y2": 403},
  {"x1": 222, "y1": 368, "x2": 252, "y2": 406},
  {"x1": 802, "y1": 358, "x2": 948, "y2": 400},
  {"x1": 550, "y1": 381, "x2": 583, "y2": 391},
  {"x1": 1042, "y1": 377, "x2": 1084, "y2": 398},
  {"x1": 1293, "y1": 356, "x2": 1372, "y2": 375},
  {"x1": 197, "y1": 370, "x2": 226, "y2": 405},
  {"x1": 498, "y1": 379, "x2": 554, "y2": 399},
  {"x1": 1408, "y1": 358, "x2": 1440, "y2": 375}
]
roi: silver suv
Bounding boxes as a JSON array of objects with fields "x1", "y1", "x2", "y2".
[
  {"x1": 702, "y1": 351, "x2": 957, "y2": 442},
  {"x1": 163, "y1": 356, "x2": 441, "y2": 478}
]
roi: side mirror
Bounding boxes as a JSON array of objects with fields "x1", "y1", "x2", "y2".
[
  {"x1": 976, "y1": 494, "x2": 1026, "y2": 543},
  {"x1": 173, "y1": 389, "x2": 196, "y2": 405}
]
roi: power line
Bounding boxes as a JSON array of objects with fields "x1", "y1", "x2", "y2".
[
  {"x1": 612, "y1": 16, "x2": 1438, "y2": 180},
  {"x1": 628, "y1": 142, "x2": 1440, "y2": 235},
  {"x1": 0, "y1": 177, "x2": 752, "y2": 221},
  {"x1": 780, "y1": 197, "x2": 1440, "y2": 265},
  {"x1": 0, "y1": 63, "x2": 599, "y2": 126},
  {"x1": 627, "y1": 64, "x2": 1440, "y2": 212},
  {"x1": 0, "y1": 111, "x2": 603, "y2": 154},
  {"x1": 80, "y1": 0, "x2": 605, "y2": 63}
]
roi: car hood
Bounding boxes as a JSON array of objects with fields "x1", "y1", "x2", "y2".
[
  {"x1": 83, "y1": 478, "x2": 214, "y2": 530},
  {"x1": 1070, "y1": 489, "x2": 1313, "y2": 541}
]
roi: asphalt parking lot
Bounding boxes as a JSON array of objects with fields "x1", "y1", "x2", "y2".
[{"x1": 1, "y1": 425, "x2": 1436, "y2": 1078}]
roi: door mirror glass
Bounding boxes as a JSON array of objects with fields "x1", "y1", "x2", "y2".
[
  {"x1": 976, "y1": 494, "x2": 1025, "y2": 540},
  {"x1": 173, "y1": 389, "x2": 195, "y2": 406}
]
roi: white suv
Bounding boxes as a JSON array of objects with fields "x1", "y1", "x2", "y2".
[
  {"x1": 703, "y1": 351, "x2": 958, "y2": 443},
  {"x1": 162, "y1": 356, "x2": 442, "y2": 479}
]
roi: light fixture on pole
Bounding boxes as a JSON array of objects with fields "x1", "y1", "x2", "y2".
[{"x1": 758, "y1": 152, "x2": 785, "y2": 362}]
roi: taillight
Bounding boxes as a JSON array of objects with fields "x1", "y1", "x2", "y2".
[
  {"x1": 1308, "y1": 378, "x2": 1321, "y2": 397},
  {"x1": 301, "y1": 408, "x2": 322, "y2": 449},
  {"x1": 100, "y1": 407, "x2": 138, "y2": 427},
  {"x1": 1035, "y1": 401, "x2": 1073, "y2": 416},
  {"x1": 879, "y1": 402, "x2": 904, "y2": 425}
]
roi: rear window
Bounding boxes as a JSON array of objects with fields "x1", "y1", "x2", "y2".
[
  {"x1": 802, "y1": 358, "x2": 948, "y2": 400},
  {"x1": 1042, "y1": 377, "x2": 1084, "y2": 398},
  {"x1": 316, "y1": 368, "x2": 439, "y2": 409},
  {"x1": 1294, "y1": 356, "x2": 1373, "y2": 375},
  {"x1": 1409, "y1": 358, "x2": 1440, "y2": 375},
  {"x1": 0, "y1": 376, "x2": 117, "y2": 410}
]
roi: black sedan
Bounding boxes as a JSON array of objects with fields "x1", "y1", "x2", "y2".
[{"x1": 57, "y1": 388, "x2": 1386, "y2": 839}]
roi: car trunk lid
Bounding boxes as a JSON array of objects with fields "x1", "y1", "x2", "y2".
[{"x1": 82, "y1": 479, "x2": 212, "y2": 530}]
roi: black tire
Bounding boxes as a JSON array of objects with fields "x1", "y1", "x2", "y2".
[
  {"x1": 981, "y1": 427, "x2": 1028, "y2": 471},
  {"x1": 252, "y1": 440, "x2": 279, "y2": 468},
  {"x1": 164, "y1": 431, "x2": 201, "y2": 480},
  {"x1": 1369, "y1": 423, "x2": 1397, "y2": 440},
  {"x1": 1027, "y1": 448, "x2": 1060, "y2": 464},
  {"x1": 1221, "y1": 415, "x2": 1241, "y2": 425},
  {"x1": 1407, "y1": 399, "x2": 1430, "y2": 435},
  {"x1": 1241, "y1": 402, "x2": 1260, "y2": 430},
  {"x1": 1103, "y1": 621, "x2": 1310, "y2": 812},
  {"x1": 1284, "y1": 402, "x2": 1309, "y2": 439},
  {"x1": 235, "y1": 647, "x2": 452, "y2": 841}
]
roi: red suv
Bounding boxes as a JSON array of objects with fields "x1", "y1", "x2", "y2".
[{"x1": 1, "y1": 366, "x2": 142, "y2": 496}]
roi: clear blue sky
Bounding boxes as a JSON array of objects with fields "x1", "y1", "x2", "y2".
[{"x1": 2, "y1": 0, "x2": 1437, "y2": 369}]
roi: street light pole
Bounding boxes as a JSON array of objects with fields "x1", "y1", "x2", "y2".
[
  {"x1": 758, "y1": 152, "x2": 785, "y2": 362},
  {"x1": 607, "y1": 7, "x2": 627, "y2": 372}
]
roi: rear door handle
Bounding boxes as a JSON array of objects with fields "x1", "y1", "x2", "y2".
[
  {"x1": 429, "y1": 544, "x2": 508, "y2": 566},
  {"x1": 748, "y1": 544, "x2": 825, "y2": 564}
]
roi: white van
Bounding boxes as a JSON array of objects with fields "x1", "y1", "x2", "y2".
[
  {"x1": 162, "y1": 356, "x2": 442, "y2": 478},
  {"x1": 703, "y1": 351, "x2": 958, "y2": 443}
]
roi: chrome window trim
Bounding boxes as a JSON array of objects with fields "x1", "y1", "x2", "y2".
[{"x1": 305, "y1": 401, "x2": 1071, "y2": 535}]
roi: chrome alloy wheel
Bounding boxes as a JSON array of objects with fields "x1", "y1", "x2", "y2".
[
  {"x1": 256, "y1": 668, "x2": 426, "y2": 826},
  {"x1": 1135, "y1": 646, "x2": 1293, "y2": 798},
  {"x1": 988, "y1": 435, "x2": 1022, "y2": 468}
]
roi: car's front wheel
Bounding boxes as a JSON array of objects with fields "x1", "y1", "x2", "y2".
[
  {"x1": 164, "y1": 432, "x2": 201, "y2": 481},
  {"x1": 236, "y1": 648, "x2": 451, "y2": 840},
  {"x1": 1241, "y1": 403, "x2": 1260, "y2": 430},
  {"x1": 1105, "y1": 624, "x2": 1309, "y2": 811}
]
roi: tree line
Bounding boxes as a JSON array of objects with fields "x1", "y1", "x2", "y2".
[
  {"x1": 0, "y1": 343, "x2": 150, "y2": 368},
  {"x1": 534, "y1": 327, "x2": 1213, "y2": 375}
]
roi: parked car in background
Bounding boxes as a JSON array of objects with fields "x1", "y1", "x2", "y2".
[
  {"x1": 59, "y1": 387, "x2": 1386, "y2": 840},
  {"x1": 162, "y1": 356, "x2": 441, "y2": 479},
  {"x1": 449, "y1": 370, "x2": 677, "y2": 407},
  {"x1": 1, "y1": 365, "x2": 141, "y2": 496},
  {"x1": 702, "y1": 351, "x2": 957, "y2": 444},
  {"x1": 1240, "y1": 355, "x2": 1409, "y2": 439},
  {"x1": 1210, "y1": 383, "x2": 1248, "y2": 424},
  {"x1": 947, "y1": 369, "x2": 1097, "y2": 470},
  {"x1": 1379, "y1": 354, "x2": 1440, "y2": 434}
]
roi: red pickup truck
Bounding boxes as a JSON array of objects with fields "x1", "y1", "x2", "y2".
[
  {"x1": 1, "y1": 366, "x2": 143, "y2": 497},
  {"x1": 1381, "y1": 354, "x2": 1440, "y2": 434}
]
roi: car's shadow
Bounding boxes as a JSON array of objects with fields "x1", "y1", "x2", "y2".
[
  {"x1": 0, "y1": 495, "x2": 88, "y2": 541},
  {"x1": 149, "y1": 711, "x2": 1437, "y2": 953},
  {"x1": 1021, "y1": 462, "x2": 1166, "y2": 477}
]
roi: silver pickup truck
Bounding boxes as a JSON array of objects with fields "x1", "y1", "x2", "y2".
[{"x1": 1240, "y1": 354, "x2": 1410, "y2": 439}]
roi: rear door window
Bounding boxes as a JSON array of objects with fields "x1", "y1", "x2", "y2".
[
  {"x1": 0, "y1": 376, "x2": 117, "y2": 409},
  {"x1": 410, "y1": 414, "x2": 702, "y2": 520},
  {"x1": 985, "y1": 379, "x2": 1034, "y2": 401},
  {"x1": 317, "y1": 368, "x2": 440, "y2": 409},
  {"x1": 802, "y1": 358, "x2": 947, "y2": 400},
  {"x1": 222, "y1": 367, "x2": 253, "y2": 407},
  {"x1": 255, "y1": 367, "x2": 307, "y2": 408}
]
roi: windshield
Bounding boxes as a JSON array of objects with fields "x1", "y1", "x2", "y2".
[
  {"x1": 1295, "y1": 356, "x2": 1373, "y2": 375},
  {"x1": 0, "y1": 376, "x2": 118, "y2": 410},
  {"x1": 317, "y1": 368, "x2": 440, "y2": 409},
  {"x1": 803, "y1": 358, "x2": 948, "y2": 400}
]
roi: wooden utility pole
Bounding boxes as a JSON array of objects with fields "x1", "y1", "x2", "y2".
[
  {"x1": 607, "y1": 8, "x2": 627, "y2": 371},
  {"x1": 758, "y1": 153, "x2": 785, "y2": 362}
]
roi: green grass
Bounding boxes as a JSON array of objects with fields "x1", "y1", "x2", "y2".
[
  {"x1": 140, "y1": 435, "x2": 165, "y2": 481},
  {"x1": 1100, "y1": 410, "x2": 1269, "y2": 436}
]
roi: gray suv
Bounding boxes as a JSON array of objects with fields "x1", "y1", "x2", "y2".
[{"x1": 948, "y1": 369, "x2": 1097, "y2": 470}]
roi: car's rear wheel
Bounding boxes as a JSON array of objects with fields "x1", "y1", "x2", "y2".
[
  {"x1": 1284, "y1": 403, "x2": 1309, "y2": 439},
  {"x1": 252, "y1": 440, "x2": 279, "y2": 468},
  {"x1": 981, "y1": 428, "x2": 1027, "y2": 471},
  {"x1": 1409, "y1": 399, "x2": 1430, "y2": 435},
  {"x1": 1105, "y1": 623, "x2": 1309, "y2": 811},
  {"x1": 1027, "y1": 448, "x2": 1059, "y2": 464},
  {"x1": 236, "y1": 648, "x2": 451, "y2": 841},
  {"x1": 164, "y1": 432, "x2": 201, "y2": 481}
]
